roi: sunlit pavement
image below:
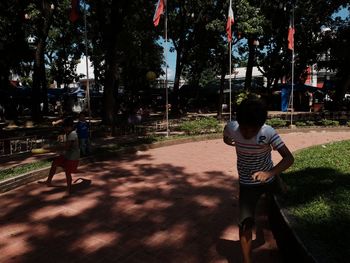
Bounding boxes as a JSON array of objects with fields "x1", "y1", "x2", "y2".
[{"x1": 1, "y1": 130, "x2": 350, "y2": 263}]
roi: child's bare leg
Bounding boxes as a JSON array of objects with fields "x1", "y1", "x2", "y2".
[
  {"x1": 240, "y1": 224, "x2": 253, "y2": 263},
  {"x1": 65, "y1": 172, "x2": 72, "y2": 194},
  {"x1": 39, "y1": 161, "x2": 57, "y2": 186},
  {"x1": 46, "y1": 163, "x2": 58, "y2": 185}
]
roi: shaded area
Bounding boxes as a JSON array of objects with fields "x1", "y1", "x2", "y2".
[
  {"x1": 217, "y1": 197, "x2": 282, "y2": 263},
  {"x1": 0, "y1": 148, "x2": 280, "y2": 263},
  {"x1": 277, "y1": 167, "x2": 350, "y2": 263}
]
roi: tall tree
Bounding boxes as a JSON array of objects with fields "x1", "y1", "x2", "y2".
[
  {"x1": 88, "y1": 0, "x2": 162, "y2": 124},
  {"x1": 24, "y1": 0, "x2": 56, "y2": 120},
  {"x1": 166, "y1": 0, "x2": 231, "y2": 115},
  {"x1": 0, "y1": 1, "x2": 30, "y2": 92},
  {"x1": 166, "y1": 0, "x2": 200, "y2": 115},
  {"x1": 328, "y1": 11, "x2": 350, "y2": 102},
  {"x1": 182, "y1": 0, "x2": 235, "y2": 117},
  {"x1": 257, "y1": 0, "x2": 349, "y2": 96},
  {"x1": 46, "y1": 0, "x2": 84, "y2": 90},
  {"x1": 234, "y1": 0, "x2": 265, "y2": 90}
]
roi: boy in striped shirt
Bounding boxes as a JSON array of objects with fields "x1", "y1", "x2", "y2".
[{"x1": 223, "y1": 98, "x2": 294, "y2": 263}]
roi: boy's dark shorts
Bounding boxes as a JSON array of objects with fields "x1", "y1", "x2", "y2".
[
  {"x1": 53, "y1": 155, "x2": 79, "y2": 174},
  {"x1": 238, "y1": 177, "x2": 281, "y2": 229}
]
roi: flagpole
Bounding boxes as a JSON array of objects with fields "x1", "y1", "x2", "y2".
[
  {"x1": 290, "y1": 6, "x2": 294, "y2": 127},
  {"x1": 229, "y1": 41, "x2": 232, "y2": 121},
  {"x1": 164, "y1": 0, "x2": 169, "y2": 137},
  {"x1": 83, "y1": 1, "x2": 91, "y2": 130},
  {"x1": 228, "y1": 0, "x2": 233, "y2": 121}
]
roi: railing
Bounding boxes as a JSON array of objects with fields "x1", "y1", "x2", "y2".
[{"x1": 0, "y1": 135, "x2": 47, "y2": 158}]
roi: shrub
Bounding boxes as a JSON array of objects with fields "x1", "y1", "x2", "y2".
[
  {"x1": 234, "y1": 91, "x2": 260, "y2": 106},
  {"x1": 266, "y1": 118, "x2": 287, "y2": 128},
  {"x1": 320, "y1": 119, "x2": 339, "y2": 126},
  {"x1": 295, "y1": 121, "x2": 307, "y2": 127},
  {"x1": 178, "y1": 117, "x2": 221, "y2": 135},
  {"x1": 305, "y1": 120, "x2": 315, "y2": 126}
]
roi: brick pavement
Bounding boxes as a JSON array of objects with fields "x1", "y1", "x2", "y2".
[{"x1": 0, "y1": 130, "x2": 350, "y2": 263}]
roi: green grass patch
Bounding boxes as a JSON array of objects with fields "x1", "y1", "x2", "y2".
[
  {"x1": 0, "y1": 160, "x2": 51, "y2": 181},
  {"x1": 281, "y1": 140, "x2": 350, "y2": 261}
]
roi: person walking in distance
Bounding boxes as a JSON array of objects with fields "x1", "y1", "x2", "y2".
[
  {"x1": 76, "y1": 112, "x2": 90, "y2": 156},
  {"x1": 223, "y1": 98, "x2": 294, "y2": 263}
]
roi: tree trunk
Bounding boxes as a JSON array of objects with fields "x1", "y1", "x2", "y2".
[
  {"x1": 103, "y1": 57, "x2": 118, "y2": 125},
  {"x1": 41, "y1": 60, "x2": 49, "y2": 115},
  {"x1": 101, "y1": 1, "x2": 121, "y2": 126},
  {"x1": 32, "y1": 41, "x2": 44, "y2": 121}
]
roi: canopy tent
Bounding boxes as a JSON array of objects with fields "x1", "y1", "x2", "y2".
[{"x1": 280, "y1": 83, "x2": 324, "y2": 112}]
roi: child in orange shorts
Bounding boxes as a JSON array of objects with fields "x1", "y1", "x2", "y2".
[{"x1": 40, "y1": 117, "x2": 80, "y2": 194}]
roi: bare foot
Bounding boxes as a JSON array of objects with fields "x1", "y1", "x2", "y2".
[
  {"x1": 63, "y1": 190, "x2": 72, "y2": 198},
  {"x1": 38, "y1": 181, "x2": 53, "y2": 187}
]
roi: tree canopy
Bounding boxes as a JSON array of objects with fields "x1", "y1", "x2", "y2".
[{"x1": 0, "y1": 0, "x2": 349, "y2": 122}]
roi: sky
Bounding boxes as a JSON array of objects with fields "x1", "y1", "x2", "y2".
[
  {"x1": 332, "y1": 6, "x2": 349, "y2": 19},
  {"x1": 160, "y1": 39, "x2": 176, "y2": 82},
  {"x1": 77, "y1": 57, "x2": 94, "y2": 79}
]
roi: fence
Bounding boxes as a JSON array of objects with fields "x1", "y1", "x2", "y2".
[{"x1": 0, "y1": 135, "x2": 47, "y2": 158}]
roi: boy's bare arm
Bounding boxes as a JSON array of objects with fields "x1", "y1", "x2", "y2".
[
  {"x1": 252, "y1": 145, "x2": 294, "y2": 182},
  {"x1": 52, "y1": 119, "x2": 63, "y2": 126},
  {"x1": 273, "y1": 144, "x2": 294, "y2": 175},
  {"x1": 223, "y1": 136, "x2": 236, "y2": 146}
]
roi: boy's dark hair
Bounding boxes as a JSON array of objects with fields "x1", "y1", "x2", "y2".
[
  {"x1": 62, "y1": 117, "x2": 74, "y2": 128},
  {"x1": 236, "y1": 98, "x2": 267, "y2": 127}
]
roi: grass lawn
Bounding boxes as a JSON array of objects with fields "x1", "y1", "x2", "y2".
[
  {"x1": 281, "y1": 140, "x2": 350, "y2": 262},
  {"x1": 0, "y1": 160, "x2": 51, "y2": 181}
]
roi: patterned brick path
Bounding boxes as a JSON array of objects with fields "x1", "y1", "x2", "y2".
[{"x1": 1, "y1": 130, "x2": 350, "y2": 263}]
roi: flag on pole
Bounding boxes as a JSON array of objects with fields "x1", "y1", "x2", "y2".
[
  {"x1": 226, "y1": 1, "x2": 235, "y2": 42},
  {"x1": 288, "y1": 18, "x2": 295, "y2": 50},
  {"x1": 69, "y1": 0, "x2": 80, "y2": 23},
  {"x1": 153, "y1": 0, "x2": 165, "y2": 27}
]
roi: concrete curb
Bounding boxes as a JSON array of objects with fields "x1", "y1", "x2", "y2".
[
  {"x1": 276, "y1": 126, "x2": 350, "y2": 134},
  {"x1": 269, "y1": 196, "x2": 318, "y2": 263},
  {"x1": 0, "y1": 167, "x2": 49, "y2": 193}
]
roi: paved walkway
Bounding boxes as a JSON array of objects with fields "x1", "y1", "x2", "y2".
[{"x1": 1, "y1": 130, "x2": 350, "y2": 263}]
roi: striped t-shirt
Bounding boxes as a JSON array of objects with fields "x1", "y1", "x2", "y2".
[{"x1": 224, "y1": 121, "x2": 285, "y2": 185}]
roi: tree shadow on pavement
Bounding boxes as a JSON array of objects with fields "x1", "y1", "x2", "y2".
[
  {"x1": 0, "y1": 151, "x2": 280, "y2": 263},
  {"x1": 216, "y1": 195, "x2": 282, "y2": 263}
]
